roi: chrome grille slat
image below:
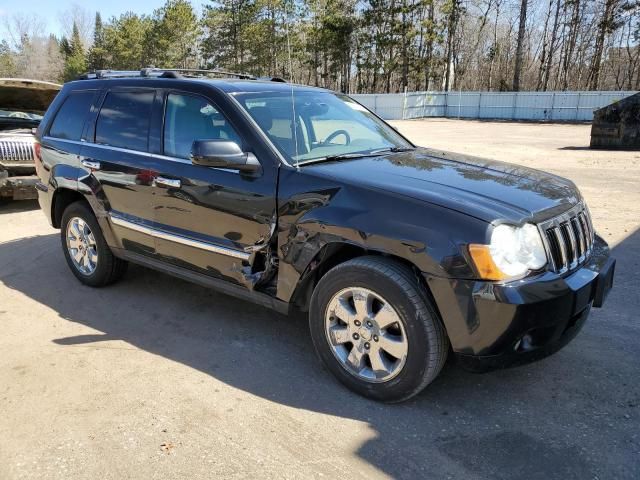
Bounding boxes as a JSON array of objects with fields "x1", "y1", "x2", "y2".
[
  {"x1": 538, "y1": 203, "x2": 594, "y2": 274},
  {"x1": 564, "y1": 221, "x2": 578, "y2": 267},
  {"x1": 0, "y1": 140, "x2": 34, "y2": 163},
  {"x1": 552, "y1": 226, "x2": 568, "y2": 271},
  {"x1": 579, "y1": 212, "x2": 592, "y2": 251},
  {"x1": 572, "y1": 217, "x2": 586, "y2": 260}
]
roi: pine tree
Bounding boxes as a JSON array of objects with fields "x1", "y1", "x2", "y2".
[
  {"x1": 87, "y1": 13, "x2": 108, "y2": 71},
  {"x1": 63, "y1": 22, "x2": 87, "y2": 81}
]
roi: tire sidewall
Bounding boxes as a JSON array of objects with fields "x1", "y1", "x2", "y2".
[{"x1": 310, "y1": 261, "x2": 437, "y2": 402}]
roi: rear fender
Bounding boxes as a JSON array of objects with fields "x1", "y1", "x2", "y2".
[{"x1": 49, "y1": 165, "x2": 119, "y2": 248}]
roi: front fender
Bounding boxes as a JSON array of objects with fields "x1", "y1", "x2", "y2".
[{"x1": 275, "y1": 168, "x2": 488, "y2": 303}]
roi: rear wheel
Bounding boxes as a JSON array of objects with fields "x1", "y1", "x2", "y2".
[
  {"x1": 60, "y1": 201, "x2": 128, "y2": 287},
  {"x1": 309, "y1": 256, "x2": 448, "y2": 402}
]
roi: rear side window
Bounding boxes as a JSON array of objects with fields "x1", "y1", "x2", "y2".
[
  {"x1": 96, "y1": 90, "x2": 154, "y2": 152},
  {"x1": 49, "y1": 91, "x2": 94, "y2": 141}
]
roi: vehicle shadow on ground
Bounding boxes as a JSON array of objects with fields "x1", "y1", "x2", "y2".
[
  {"x1": 0, "y1": 199, "x2": 39, "y2": 214},
  {"x1": 0, "y1": 231, "x2": 638, "y2": 479}
]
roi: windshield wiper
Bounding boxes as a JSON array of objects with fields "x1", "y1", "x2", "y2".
[
  {"x1": 298, "y1": 147, "x2": 416, "y2": 166},
  {"x1": 369, "y1": 146, "x2": 415, "y2": 154},
  {"x1": 298, "y1": 151, "x2": 384, "y2": 166}
]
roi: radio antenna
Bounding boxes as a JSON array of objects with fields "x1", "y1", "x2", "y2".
[{"x1": 284, "y1": 0, "x2": 300, "y2": 169}]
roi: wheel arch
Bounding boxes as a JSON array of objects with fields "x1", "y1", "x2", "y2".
[
  {"x1": 51, "y1": 187, "x2": 89, "y2": 228},
  {"x1": 289, "y1": 241, "x2": 441, "y2": 319}
]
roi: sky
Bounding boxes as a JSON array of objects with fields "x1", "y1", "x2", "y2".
[{"x1": 0, "y1": 0, "x2": 206, "y2": 39}]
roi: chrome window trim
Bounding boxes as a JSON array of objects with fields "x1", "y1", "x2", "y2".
[
  {"x1": 41, "y1": 136, "x2": 242, "y2": 172},
  {"x1": 109, "y1": 213, "x2": 250, "y2": 261}
]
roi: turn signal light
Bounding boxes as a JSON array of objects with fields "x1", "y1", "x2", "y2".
[{"x1": 468, "y1": 244, "x2": 508, "y2": 281}]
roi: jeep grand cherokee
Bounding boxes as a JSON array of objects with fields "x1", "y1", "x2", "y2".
[{"x1": 35, "y1": 69, "x2": 615, "y2": 402}]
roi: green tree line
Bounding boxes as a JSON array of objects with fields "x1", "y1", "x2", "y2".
[{"x1": 1, "y1": 0, "x2": 639, "y2": 92}]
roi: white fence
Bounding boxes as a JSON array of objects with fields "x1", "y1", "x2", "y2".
[{"x1": 351, "y1": 91, "x2": 637, "y2": 122}]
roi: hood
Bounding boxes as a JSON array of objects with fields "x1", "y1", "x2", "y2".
[
  {"x1": 303, "y1": 148, "x2": 581, "y2": 224},
  {"x1": 0, "y1": 78, "x2": 61, "y2": 114}
]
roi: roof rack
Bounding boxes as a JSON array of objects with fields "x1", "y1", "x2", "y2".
[{"x1": 77, "y1": 67, "x2": 259, "y2": 81}]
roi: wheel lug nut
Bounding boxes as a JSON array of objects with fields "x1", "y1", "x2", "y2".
[
  {"x1": 354, "y1": 320, "x2": 361, "y2": 327},
  {"x1": 366, "y1": 321, "x2": 373, "y2": 328},
  {"x1": 353, "y1": 333, "x2": 360, "y2": 340},
  {"x1": 364, "y1": 342, "x2": 370, "y2": 349},
  {"x1": 373, "y1": 335, "x2": 378, "y2": 342}
]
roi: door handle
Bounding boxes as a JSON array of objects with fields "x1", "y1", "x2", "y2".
[
  {"x1": 81, "y1": 160, "x2": 101, "y2": 171},
  {"x1": 155, "y1": 176, "x2": 181, "y2": 188}
]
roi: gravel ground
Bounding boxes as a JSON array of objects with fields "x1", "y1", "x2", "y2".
[{"x1": 0, "y1": 119, "x2": 638, "y2": 479}]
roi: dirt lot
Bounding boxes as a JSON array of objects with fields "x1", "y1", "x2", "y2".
[{"x1": 1, "y1": 119, "x2": 638, "y2": 479}]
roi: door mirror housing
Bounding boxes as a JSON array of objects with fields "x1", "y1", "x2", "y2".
[{"x1": 191, "y1": 139, "x2": 260, "y2": 173}]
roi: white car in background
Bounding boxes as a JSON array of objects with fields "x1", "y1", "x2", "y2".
[{"x1": 0, "y1": 78, "x2": 61, "y2": 202}]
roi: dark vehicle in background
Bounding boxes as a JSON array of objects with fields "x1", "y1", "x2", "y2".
[
  {"x1": 0, "y1": 78, "x2": 61, "y2": 202},
  {"x1": 34, "y1": 69, "x2": 615, "y2": 402}
]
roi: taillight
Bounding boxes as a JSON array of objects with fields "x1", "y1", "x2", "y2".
[
  {"x1": 34, "y1": 142, "x2": 42, "y2": 162},
  {"x1": 34, "y1": 142, "x2": 42, "y2": 176}
]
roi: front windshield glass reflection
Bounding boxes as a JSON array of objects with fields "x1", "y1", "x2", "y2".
[{"x1": 234, "y1": 91, "x2": 411, "y2": 164}]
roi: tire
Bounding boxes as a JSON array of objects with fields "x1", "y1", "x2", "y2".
[
  {"x1": 309, "y1": 256, "x2": 448, "y2": 402},
  {"x1": 60, "y1": 201, "x2": 128, "y2": 287}
]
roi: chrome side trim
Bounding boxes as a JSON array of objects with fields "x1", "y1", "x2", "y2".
[
  {"x1": 109, "y1": 214, "x2": 250, "y2": 261},
  {"x1": 43, "y1": 136, "x2": 193, "y2": 165}
]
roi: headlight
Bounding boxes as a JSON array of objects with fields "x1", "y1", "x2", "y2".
[{"x1": 469, "y1": 223, "x2": 547, "y2": 280}]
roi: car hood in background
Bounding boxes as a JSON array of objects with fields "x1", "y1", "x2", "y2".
[
  {"x1": 304, "y1": 147, "x2": 582, "y2": 224},
  {"x1": 0, "y1": 78, "x2": 62, "y2": 113}
]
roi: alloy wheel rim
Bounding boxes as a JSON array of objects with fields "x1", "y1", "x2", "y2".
[
  {"x1": 324, "y1": 287, "x2": 408, "y2": 383},
  {"x1": 66, "y1": 217, "x2": 98, "y2": 275}
]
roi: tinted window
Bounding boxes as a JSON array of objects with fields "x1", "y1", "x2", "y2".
[
  {"x1": 164, "y1": 93, "x2": 241, "y2": 159},
  {"x1": 96, "y1": 91, "x2": 154, "y2": 151},
  {"x1": 49, "y1": 91, "x2": 94, "y2": 140}
]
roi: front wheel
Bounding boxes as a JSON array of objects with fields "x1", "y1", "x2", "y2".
[{"x1": 309, "y1": 256, "x2": 448, "y2": 402}]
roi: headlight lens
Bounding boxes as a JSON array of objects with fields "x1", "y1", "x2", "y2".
[{"x1": 469, "y1": 223, "x2": 547, "y2": 280}]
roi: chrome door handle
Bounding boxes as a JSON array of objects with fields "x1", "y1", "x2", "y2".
[
  {"x1": 81, "y1": 160, "x2": 101, "y2": 170},
  {"x1": 155, "y1": 176, "x2": 181, "y2": 188}
]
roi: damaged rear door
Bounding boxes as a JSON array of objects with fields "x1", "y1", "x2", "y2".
[{"x1": 152, "y1": 90, "x2": 277, "y2": 287}]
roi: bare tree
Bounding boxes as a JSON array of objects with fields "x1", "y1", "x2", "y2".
[
  {"x1": 58, "y1": 3, "x2": 94, "y2": 49},
  {"x1": 512, "y1": 0, "x2": 528, "y2": 90}
]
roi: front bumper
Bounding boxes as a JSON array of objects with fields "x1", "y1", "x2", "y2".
[
  {"x1": 425, "y1": 235, "x2": 615, "y2": 372},
  {"x1": 0, "y1": 170, "x2": 38, "y2": 200}
]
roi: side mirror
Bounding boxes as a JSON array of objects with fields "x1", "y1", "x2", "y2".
[{"x1": 191, "y1": 139, "x2": 261, "y2": 173}]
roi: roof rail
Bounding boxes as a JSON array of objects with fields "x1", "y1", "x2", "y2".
[
  {"x1": 257, "y1": 76, "x2": 287, "y2": 83},
  {"x1": 77, "y1": 67, "x2": 257, "y2": 81}
]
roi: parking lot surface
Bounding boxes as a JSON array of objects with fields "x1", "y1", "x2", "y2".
[{"x1": 1, "y1": 119, "x2": 638, "y2": 479}]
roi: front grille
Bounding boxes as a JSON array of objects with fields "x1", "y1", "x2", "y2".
[
  {"x1": 539, "y1": 203, "x2": 594, "y2": 273},
  {"x1": 0, "y1": 140, "x2": 35, "y2": 163}
]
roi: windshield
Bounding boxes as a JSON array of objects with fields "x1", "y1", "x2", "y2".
[
  {"x1": 234, "y1": 91, "x2": 412, "y2": 165},
  {"x1": 0, "y1": 109, "x2": 43, "y2": 121}
]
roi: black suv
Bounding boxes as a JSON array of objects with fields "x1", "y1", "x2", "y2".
[{"x1": 35, "y1": 69, "x2": 615, "y2": 402}]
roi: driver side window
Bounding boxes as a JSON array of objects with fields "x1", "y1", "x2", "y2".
[{"x1": 164, "y1": 93, "x2": 241, "y2": 160}]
